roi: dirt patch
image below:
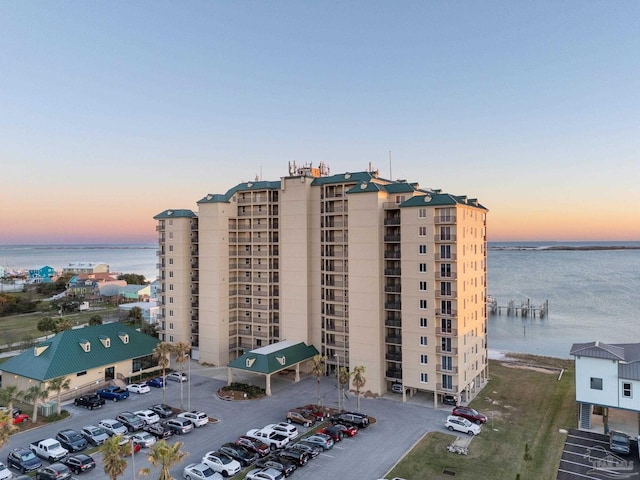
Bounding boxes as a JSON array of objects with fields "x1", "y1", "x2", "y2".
[{"x1": 500, "y1": 362, "x2": 559, "y2": 374}]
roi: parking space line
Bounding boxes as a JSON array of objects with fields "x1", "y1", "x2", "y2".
[{"x1": 557, "y1": 468, "x2": 601, "y2": 480}]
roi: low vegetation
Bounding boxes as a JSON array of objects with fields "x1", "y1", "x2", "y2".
[{"x1": 387, "y1": 355, "x2": 576, "y2": 480}]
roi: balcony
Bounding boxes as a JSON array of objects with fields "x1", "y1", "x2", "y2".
[
  {"x1": 435, "y1": 253, "x2": 457, "y2": 261},
  {"x1": 436, "y1": 346, "x2": 458, "y2": 355},
  {"x1": 385, "y1": 369, "x2": 403, "y2": 379},
  {"x1": 384, "y1": 251, "x2": 401, "y2": 259},
  {"x1": 434, "y1": 234, "x2": 457, "y2": 242},
  {"x1": 385, "y1": 353, "x2": 402, "y2": 362},
  {"x1": 435, "y1": 272, "x2": 457, "y2": 280},
  {"x1": 435, "y1": 290, "x2": 457, "y2": 299},
  {"x1": 384, "y1": 302, "x2": 401, "y2": 310},
  {"x1": 385, "y1": 285, "x2": 401, "y2": 293},
  {"x1": 384, "y1": 218, "x2": 401, "y2": 226},
  {"x1": 384, "y1": 268, "x2": 401, "y2": 276},
  {"x1": 436, "y1": 365, "x2": 459, "y2": 374},
  {"x1": 436, "y1": 383, "x2": 458, "y2": 392},
  {"x1": 435, "y1": 328, "x2": 457, "y2": 336},
  {"x1": 385, "y1": 319, "x2": 401, "y2": 327},
  {"x1": 384, "y1": 235, "x2": 401, "y2": 242},
  {"x1": 435, "y1": 309, "x2": 457, "y2": 317},
  {"x1": 435, "y1": 215, "x2": 456, "y2": 224},
  {"x1": 385, "y1": 336, "x2": 402, "y2": 345}
]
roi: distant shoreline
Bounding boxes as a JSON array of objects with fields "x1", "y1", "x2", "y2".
[{"x1": 490, "y1": 245, "x2": 640, "y2": 251}]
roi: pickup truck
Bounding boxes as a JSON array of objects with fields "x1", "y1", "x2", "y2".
[
  {"x1": 97, "y1": 386, "x2": 130, "y2": 402},
  {"x1": 74, "y1": 394, "x2": 106, "y2": 410},
  {"x1": 29, "y1": 438, "x2": 68, "y2": 462},
  {"x1": 246, "y1": 428, "x2": 290, "y2": 450}
]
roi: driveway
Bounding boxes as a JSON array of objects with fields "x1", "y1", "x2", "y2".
[{"x1": 1, "y1": 363, "x2": 449, "y2": 479}]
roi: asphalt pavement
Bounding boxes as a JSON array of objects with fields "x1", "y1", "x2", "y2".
[{"x1": 1, "y1": 363, "x2": 451, "y2": 480}]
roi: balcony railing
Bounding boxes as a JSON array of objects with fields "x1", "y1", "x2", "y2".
[
  {"x1": 436, "y1": 346, "x2": 458, "y2": 355},
  {"x1": 385, "y1": 302, "x2": 402, "y2": 310},
  {"x1": 435, "y1": 309, "x2": 457, "y2": 317},
  {"x1": 435, "y1": 215, "x2": 456, "y2": 224},
  {"x1": 385, "y1": 369, "x2": 403, "y2": 379},
  {"x1": 434, "y1": 234, "x2": 457, "y2": 242},
  {"x1": 435, "y1": 290, "x2": 457, "y2": 298},
  {"x1": 436, "y1": 383, "x2": 458, "y2": 392},
  {"x1": 384, "y1": 251, "x2": 401, "y2": 259},
  {"x1": 385, "y1": 336, "x2": 402, "y2": 345},
  {"x1": 436, "y1": 365, "x2": 459, "y2": 374},
  {"x1": 385, "y1": 353, "x2": 402, "y2": 362},
  {"x1": 384, "y1": 218, "x2": 401, "y2": 226},
  {"x1": 435, "y1": 328, "x2": 457, "y2": 336},
  {"x1": 384, "y1": 268, "x2": 401, "y2": 276},
  {"x1": 385, "y1": 285, "x2": 401, "y2": 293}
]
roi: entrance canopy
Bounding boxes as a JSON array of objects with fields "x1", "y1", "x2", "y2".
[{"x1": 227, "y1": 340, "x2": 319, "y2": 395}]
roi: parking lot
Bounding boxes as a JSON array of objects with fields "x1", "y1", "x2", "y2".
[
  {"x1": 557, "y1": 429, "x2": 640, "y2": 480},
  {"x1": 1, "y1": 364, "x2": 450, "y2": 480}
]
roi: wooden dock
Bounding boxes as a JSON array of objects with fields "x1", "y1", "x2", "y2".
[{"x1": 488, "y1": 297, "x2": 549, "y2": 318}]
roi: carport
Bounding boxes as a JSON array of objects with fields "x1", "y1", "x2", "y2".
[{"x1": 226, "y1": 340, "x2": 319, "y2": 396}]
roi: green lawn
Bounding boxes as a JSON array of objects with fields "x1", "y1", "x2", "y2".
[{"x1": 386, "y1": 355, "x2": 576, "y2": 480}]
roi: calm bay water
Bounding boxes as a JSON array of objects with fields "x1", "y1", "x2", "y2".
[{"x1": 2, "y1": 241, "x2": 639, "y2": 358}]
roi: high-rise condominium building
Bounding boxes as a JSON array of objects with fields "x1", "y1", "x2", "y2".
[{"x1": 154, "y1": 163, "x2": 488, "y2": 403}]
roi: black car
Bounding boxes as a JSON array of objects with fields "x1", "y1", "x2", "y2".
[
  {"x1": 56, "y1": 429, "x2": 88, "y2": 452},
  {"x1": 285, "y1": 442, "x2": 321, "y2": 459},
  {"x1": 219, "y1": 443, "x2": 259, "y2": 467},
  {"x1": 149, "y1": 404, "x2": 174, "y2": 418},
  {"x1": 35, "y1": 463, "x2": 72, "y2": 480},
  {"x1": 330, "y1": 412, "x2": 369, "y2": 428},
  {"x1": 143, "y1": 422, "x2": 174, "y2": 439},
  {"x1": 443, "y1": 394, "x2": 457, "y2": 406},
  {"x1": 255, "y1": 454, "x2": 297, "y2": 477},
  {"x1": 277, "y1": 448, "x2": 310, "y2": 467},
  {"x1": 73, "y1": 395, "x2": 105, "y2": 410},
  {"x1": 61, "y1": 454, "x2": 96, "y2": 475},
  {"x1": 6, "y1": 447, "x2": 42, "y2": 474}
]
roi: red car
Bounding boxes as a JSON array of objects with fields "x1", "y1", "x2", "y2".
[
  {"x1": 317, "y1": 425, "x2": 350, "y2": 442},
  {"x1": 13, "y1": 413, "x2": 30, "y2": 424},
  {"x1": 235, "y1": 435, "x2": 270, "y2": 457},
  {"x1": 300, "y1": 405, "x2": 327, "y2": 422},
  {"x1": 452, "y1": 406, "x2": 487, "y2": 425},
  {"x1": 328, "y1": 422, "x2": 358, "y2": 437}
]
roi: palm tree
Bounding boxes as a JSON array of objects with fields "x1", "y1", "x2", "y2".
[
  {"x1": 101, "y1": 435, "x2": 129, "y2": 480},
  {"x1": 338, "y1": 367, "x2": 350, "y2": 412},
  {"x1": 172, "y1": 342, "x2": 191, "y2": 410},
  {"x1": 153, "y1": 342, "x2": 173, "y2": 404},
  {"x1": 147, "y1": 440, "x2": 188, "y2": 480},
  {"x1": 351, "y1": 365, "x2": 367, "y2": 411},
  {"x1": 307, "y1": 354, "x2": 326, "y2": 406},
  {"x1": 47, "y1": 377, "x2": 71, "y2": 415},
  {"x1": 89, "y1": 314, "x2": 103, "y2": 326},
  {"x1": 0, "y1": 385, "x2": 24, "y2": 413},
  {"x1": 53, "y1": 318, "x2": 73, "y2": 333},
  {"x1": 0, "y1": 409, "x2": 16, "y2": 449},
  {"x1": 24, "y1": 382, "x2": 50, "y2": 423}
]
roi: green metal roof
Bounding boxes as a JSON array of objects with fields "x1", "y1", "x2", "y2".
[
  {"x1": 401, "y1": 192, "x2": 488, "y2": 210},
  {"x1": 0, "y1": 324, "x2": 160, "y2": 381},
  {"x1": 310, "y1": 171, "x2": 377, "y2": 186},
  {"x1": 153, "y1": 209, "x2": 197, "y2": 219},
  {"x1": 197, "y1": 181, "x2": 282, "y2": 204},
  {"x1": 228, "y1": 340, "x2": 319, "y2": 374}
]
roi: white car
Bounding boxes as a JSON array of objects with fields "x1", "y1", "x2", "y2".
[
  {"x1": 202, "y1": 451, "x2": 242, "y2": 477},
  {"x1": 265, "y1": 422, "x2": 298, "y2": 440},
  {"x1": 98, "y1": 419, "x2": 128, "y2": 436},
  {"x1": 245, "y1": 467, "x2": 285, "y2": 480},
  {"x1": 445, "y1": 415, "x2": 481, "y2": 436},
  {"x1": 130, "y1": 431, "x2": 157, "y2": 448},
  {"x1": 127, "y1": 383, "x2": 151, "y2": 394},
  {"x1": 178, "y1": 411, "x2": 209, "y2": 428},
  {"x1": 0, "y1": 462, "x2": 13, "y2": 480},
  {"x1": 167, "y1": 372, "x2": 188, "y2": 382},
  {"x1": 135, "y1": 409, "x2": 160, "y2": 425},
  {"x1": 183, "y1": 462, "x2": 223, "y2": 480}
]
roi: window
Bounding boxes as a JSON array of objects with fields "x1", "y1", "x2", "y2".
[
  {"x1": 419, "y1": 281, "x2": 427, "y2": 291},
  {"x1": 419, "y1": 208, "x2": 426, "y2": 218},
  {"x1": 442, "y1": 374, "x2": 453, "y2": 389},
  {"x1": 169, "y1": 322, "x2": 174, "y2": 330},
  {"x1": 622, "y1": 382, "x2": 632, "y2": 398},
  {"x1": 419, "y1": 317, "x2": 427, "y2": 328},
  {"x1": 420, "y1": 354, "x2": 428, "y2": 364},
  {"x1": 169, "y1": 271, "x2": 173, "y2": 278},
  {"x1": 590, "y1": 377, "x2": 603, "y2": 390},
  {"x1": 420, "y1": 373, "x2": 428, "y2": 383},
  {"x1": 420, "y1": 336, "x2": 428, "y2": 346},
  {"x1": 419, "y1": 263, "x2": 427, "y2": 273},
  {"x1": 419, "y1": 299, "x2": 427, "y2": 310},
  {"x1": 440, "y1": 264, "x2": 451, "y2": 278},
  {"x1": 440, "y1": 245, "x2": 451, "y2": 259},
  {"x1": 418, "y1": 226, "x2": 427, "y2": 237},
  {"x1": 419, "y1": 245, "x2": 426, "y2": 255},
  {"x1": 169, "y1": 309, "x2": 173, "y2": 317},
  {"x1": 169, "y1": 258, "x2": 174, "y2": 265},
  {"x1": 77, "y1": 371, "x2": 87, "y2": 377},
  {"x1": 169, "y1": 284, "x2": 173, "y2": 291},
  {"x1": 169, "y1": 245, "x2": 173, "y2": 252}
]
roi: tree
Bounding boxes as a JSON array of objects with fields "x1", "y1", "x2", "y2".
[
  {"x1": 0, "y1": 385, "x2": 24, "y2": 413},
  {"x1": 47, "y1": 377, "x2": 71, "y2": 415},
  {"x1": 37, "y1": 317, "x2": 57, "y2": 338},
  {"x1": 128, "y1": 307, "x2": 143, "y2": 325},
  {"x1": 0, "y1": 410, "x2": 16, "y2": 449},
  {"x1": 117, "y1": 273, "x2": 147, "y2": 285},
  {"x1": 338, "y1": 367, "x2": 350, "y2": 412},
  {"x1": 307, "y1": 354, "x2": 326, "y2": 406},
  {"x1": 89, "y1": 314, "x2": 103, "y2": 326},
  {"x1": 24, "y1": 382, "x2": 50, "y2": 423},
  {"x1": 172, "y1": 342, "x2": 191, "y2": 410},
  {"x1": 139, "y1": 322, "x2": 158, "y2": 338},
  {"x1": 153, "y1": 342, "x2": 173, "y2": 404},
  {"x1": 101, "y1": 435, "x2": 129, "y2": 480},
  {"x1": 351, "y1": 365, "x2": 367, "y2": 411},
  {"x1": 53, "y1": 318, "x2": 73, "y2": 333},
  {"x1": 147, "y1": 440, "x2": 188, "y2": 480}
]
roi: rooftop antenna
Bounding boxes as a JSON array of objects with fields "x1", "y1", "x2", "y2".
[{"x1": 389, "y1": 150, "x2": 392, "y2": 180}]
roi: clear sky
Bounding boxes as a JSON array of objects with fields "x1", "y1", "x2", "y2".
[{"x1": 1, "y1": 1, "x2": 638, "y2": 244}]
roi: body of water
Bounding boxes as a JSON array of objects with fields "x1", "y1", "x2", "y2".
[{"x1": 2, "y1": 241, "x2": 639, "y2": 358}]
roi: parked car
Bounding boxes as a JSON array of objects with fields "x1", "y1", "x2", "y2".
[
  {"x1": 6, "y1": 447, "x2": 42, "y2": 474},
  {"x1": 264, "y1": 422, "x2": 298, "y2": 440},
  {"x1": 391, "y1": 382, "x2": 404, "y2": 394},
  {"x1": 178, "y1": 411, "x2": 209, "y2": 428},
  {"x1": 255, "y1": 455, "x2": 296, "y2": 477},
  {"x1": 98, "y1": 419, "x2": 128, "y2": 436},
  {"x1": 73, "y1": 395, "x2": 105, "y2": 410},
  {"x1": 202, "y1": 451, "x2": 242, "y2": 477},
  {"x1": 219, "y1": 443, "x2": 259, "y2": 467},
  {"x1": 134, "y1": 409, "x2": 160, "y2": 425},
  {"x1": 117, "y1": 435, "x2": 142, "y2": 454},
  {"x1": 61, "y1": 454, "x2": 96, "y2": 475},
  {"x1": 245, "y1": 467, "x2": 285, "y2": 480},
  {"x1": 56, "y1": 429, "x2": 88, "y2": 452},
  {"x1": 35, "y1": 463, "x2": 72, "y2": 480},
  {"x1": 0, "y1": 462, "x2": 12, "y2": 480},
  {"x1": 167, "y1": 372, "x2": 188, "y2": 382},
  {"x1": 127, "y1": 383, "x2": 151, "y2": 394},
  {"x1": 235, "y1": 436, "x2": 270, "y2": 457},
  {"x1": 116, "y1": 411, "x2": 145, "y2": 432},
  {"x1": 330, "y1": 412, "x2": 369, "y2": 428},
  {"x1": 12, "y1": 412, "x2": 30, "y2": 424},
  {"x1": 165, "y1": 418, "x2": 194, "y2": 435},
  {"x1": 183, "y1": 462, "x2": 222, "y2": 480},
  {"x1": 299, "y1": 405, "x2": 327, "y2": 422},
  {"x1": 443, "y1": 394, "x2": 457, "y2": 406},
  {"x1": 609, "y1": 430, "x2": 631, "y2": 455},
  {"x1": 285, "y1": 442, "x2": 321, "y2": 459},
  {"x1": 452, "y1": 406, "x2": 487, "y2": 425},
  {"x1": 143, "y1": 422, "x2": 174, "y2": 440},
  {"x1": 328, "y1": 423, "x2": 358, "y2": 437},
  {"x1": 149, "y1": 404, "x2": 174, "y2": 418},
  {"x1": 80, "y1": 425, "x2": 110, "y2": 446},
  {"x1": 285, "y1": 410, "x2": 315, "y2": 427},
  {"x1": 299, "y1": 433, "x2": 334, "y2": 451},
  {"x1": 277, "y1": 448, "x2": 310, "y2": 467},
  {"x1": 130, "y1": 432, "x2": 157, "y2": 448},
  {"x1": 317, "y1": 425, "x2": 344, "y2": 442},
  {"x1": 445, "y1": 415, "x2": 481, "y2": 436},
  {"x1": 146, "y1": 377, "x2": 164, "y2": 388}
]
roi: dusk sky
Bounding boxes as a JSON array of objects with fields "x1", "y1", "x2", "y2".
[{"x1": 1, "y1": 1, "x2": 638, "y2": 244}]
